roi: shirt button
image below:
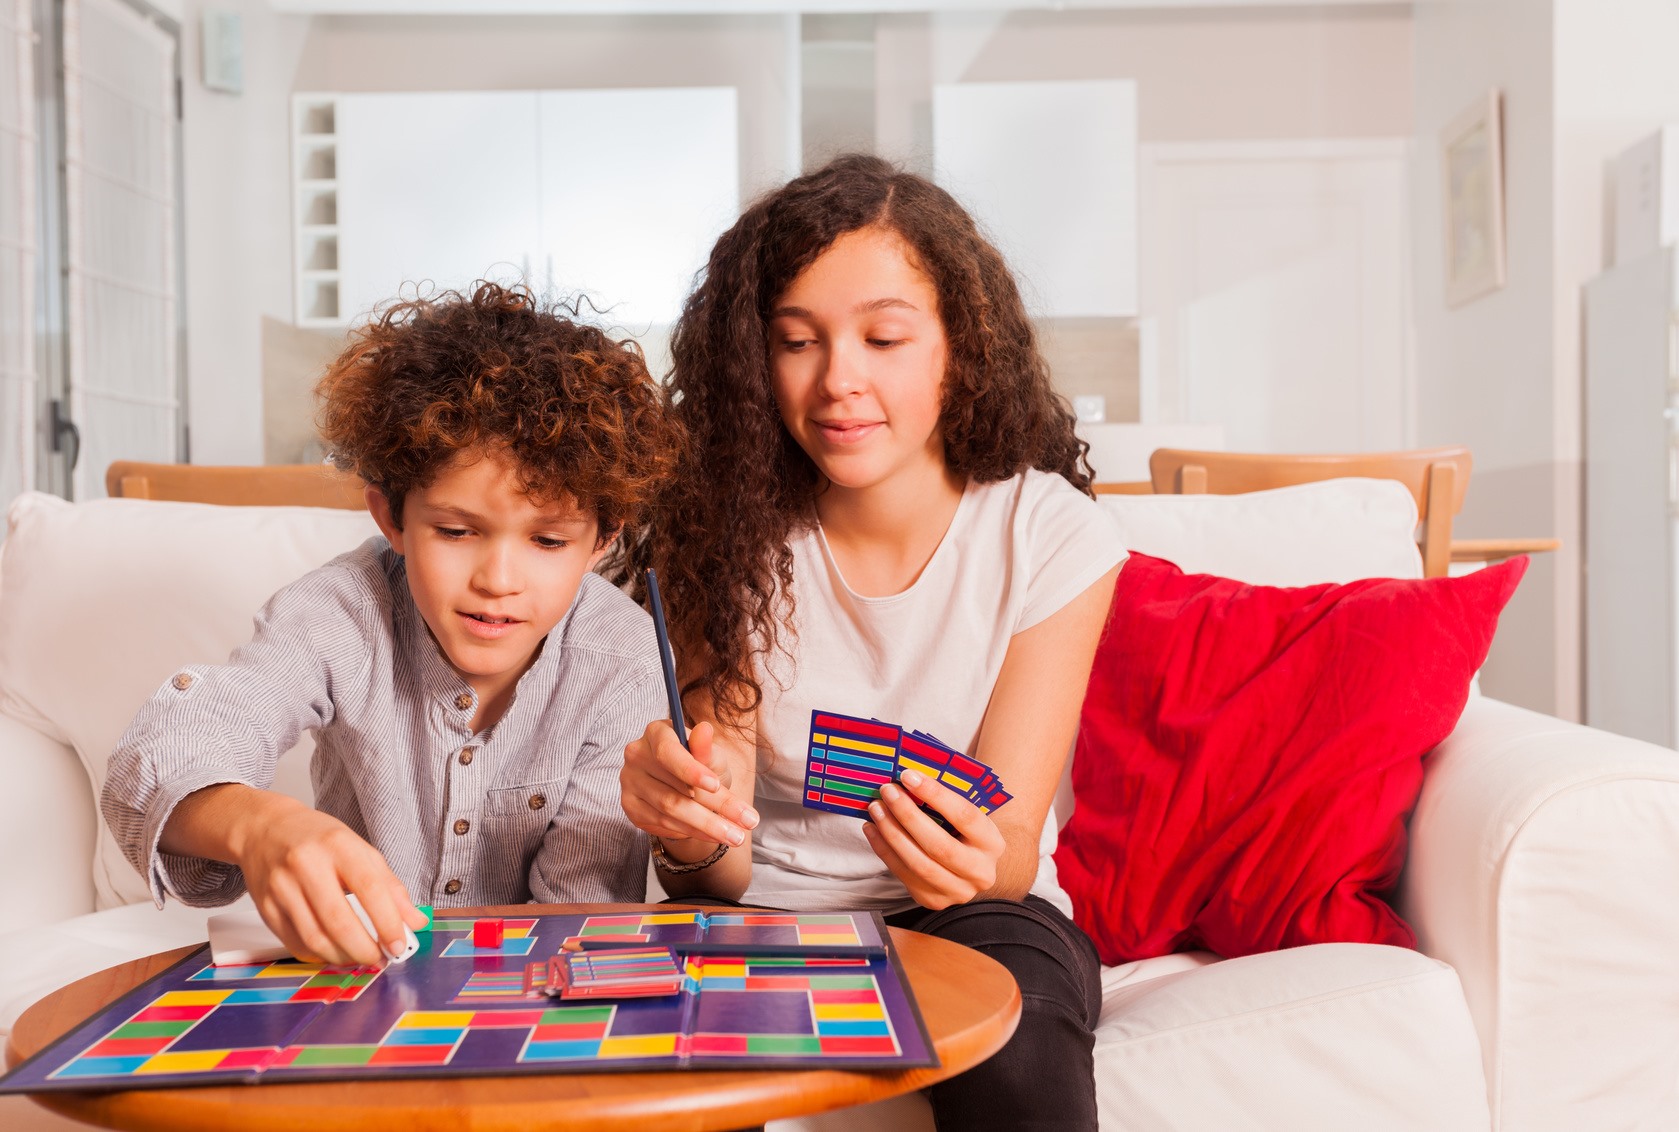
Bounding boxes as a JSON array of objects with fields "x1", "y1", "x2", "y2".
[
  {"x1": 528, "y1": 793, "x2": 546, "y2": 811},
  {"x1": 453, "y1": 818, "x2": 470, "y2": 836},
  {"x1": 458, "y1": 748, "x2": 475, "y2": 766},
  {"x1": 454, "y1": 692, "x2": 473, "y2": 711},
  {"x1": 443, "y1": 879, "x2": 462, "y2": 895},
  {"x1": 171, "y1": 673, "x2": 194, "y2": 691}
]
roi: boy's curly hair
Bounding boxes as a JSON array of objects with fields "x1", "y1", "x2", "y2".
[
  {"x1": 617, "y1": 154, "x2": 1092, "y2": 735},
  {"x1": 316, "y1": 281, "x2": 683, "y2": 539}
]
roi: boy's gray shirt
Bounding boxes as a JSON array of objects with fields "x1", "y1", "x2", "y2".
[{"x1": 103, "y1": 537, "x2": 661, "y2": 909}]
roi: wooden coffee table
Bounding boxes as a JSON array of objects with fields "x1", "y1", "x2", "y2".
[{"x1": 6, "y1": 904, "x2": 1021, "y2": 1131}]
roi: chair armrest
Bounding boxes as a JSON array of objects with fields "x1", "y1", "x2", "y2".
[
  {"x1": 0, "y1": 709, "x2": 96, "y2": 933},
  {"x1": 1397, "y1": 696, "x2": 1679, "y2": 1131}
]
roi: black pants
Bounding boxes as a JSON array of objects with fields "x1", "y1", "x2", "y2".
[{"x1": 676, "y1": 894, "x2": 1102, "y2": 1132}]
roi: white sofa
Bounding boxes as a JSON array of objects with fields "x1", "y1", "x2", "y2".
[{"x1": 2, "y1": 483, "x2": 1677, "y2": 1132}]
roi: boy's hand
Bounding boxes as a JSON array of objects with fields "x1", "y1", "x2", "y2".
[
  {"x1": 862, "y1": 769, "x2": 1006, "y2": 910},
  {"x1": 228, "y1": 800, "x2": 425, "y2": 967},
  {"x1": 621, "y1": 719, "x2": 758, "y2": 854}
]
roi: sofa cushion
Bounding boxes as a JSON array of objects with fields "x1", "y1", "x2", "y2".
[
  {"x1": 1097, "y1": 478, "x2": 1424, "y2": 584},
  {"x1": 1092, "y1": 943, "x2": 1491, "y2": 1130},
  {"x1": 1057, "y1": 553, "x2": 1526, "y2": 963},
  {"x1": 0, "y1": 492, "x2": 377, "y2": 910}
]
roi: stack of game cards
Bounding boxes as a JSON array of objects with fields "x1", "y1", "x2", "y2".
[
  {"x1": 545, "y1": 946, "x2": 684, "y2": 1000},
  {"x1": 802, "y1": 709, "x2": 1012, "y2": 832}
]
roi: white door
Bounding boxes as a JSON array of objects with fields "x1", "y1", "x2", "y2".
[
  {"x1": 536, "y1": 88, "x2": 739, "y2": 330},
  {"x1": 336, "y1": 92, "x2": 542, "y2": 325},
  {"x1": 1140, "y1": 141, "x2": 1411, "y2": 452},
  {"x1": 0, "y1": 0, "x2": 35, "y2": 509},
  {"x1": 62, "y1": 0, "x2": 182, "y2": 499}
]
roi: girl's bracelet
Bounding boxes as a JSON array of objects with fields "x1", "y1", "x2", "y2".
[{"x1": 649, "y1": 836, "x2": 729, "y2": 874}]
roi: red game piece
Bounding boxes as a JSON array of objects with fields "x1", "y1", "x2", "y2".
[{"x1": 473, "y1": 918, "x2": 504, "y2": 949}]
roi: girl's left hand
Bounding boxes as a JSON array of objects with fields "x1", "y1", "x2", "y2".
[{"x1": 862, "y1": 769, "x2": 1006, "y2": 909}]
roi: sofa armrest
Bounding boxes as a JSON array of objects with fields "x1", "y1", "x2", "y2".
[
  {"x1": 0, "y1": 709, "x2": 96, "y2": 934},
  {"x1": 1397, "y1": 696, "x2": 1679, "y2": 1132}
]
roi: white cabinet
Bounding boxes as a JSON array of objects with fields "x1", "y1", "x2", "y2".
[
  {"x1": 335, "y1": 92, "x2": 542, "y2": 325},
  {"x1": 538, "y1": 88, "x2": 739, "y2": 329},
  {"x1": 933, "y1": 80, "x2": 1138, "y2": 319},
  {"x1": 298, "y1": 88, "x2": 741, "y2": 329}
]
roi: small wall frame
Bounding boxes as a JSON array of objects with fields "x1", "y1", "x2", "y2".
[{"x1": 1440, "y1": 88, "x2": 1507, "y2": 308}]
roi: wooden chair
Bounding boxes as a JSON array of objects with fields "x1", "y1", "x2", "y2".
[
  {"x1": 1147, "y1": 447, "x2": 1476, "y2": 578},
  {"x1": 105, "y1": 461, "x2": 367, "y2": 510}
]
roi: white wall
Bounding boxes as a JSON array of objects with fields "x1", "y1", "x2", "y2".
[
  {"x1": 177, "y1": 8, "x2": 794, "y2": 467},
  {"x1": 1413, "y1": 0, "x2": 1679, "y2": 720},
  {"x1": 876, "y1": 4, "x2": 1413, "y2": 163},
  {"x1": 179, "y1": 0, "x2": 311, "y2": 466}
]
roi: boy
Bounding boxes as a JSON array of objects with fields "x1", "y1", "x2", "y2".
[{"x1": 102, "y1": 282, "x2": 683, "y2": 968}]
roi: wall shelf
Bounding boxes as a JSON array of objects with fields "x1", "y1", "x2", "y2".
[{"x1": 292, "y1": 94, "x2": 343, "y2": 326}]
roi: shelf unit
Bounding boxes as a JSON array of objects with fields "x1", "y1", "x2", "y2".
[{"x1": 292, "y1": 95, "x2": 342, "y2": 326}]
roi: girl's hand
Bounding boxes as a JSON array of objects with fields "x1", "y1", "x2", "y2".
[
  {"x1": 862, "y1": 769, "x2": 1006, "y2": 909},
  {"x1": 621, "y1": 719, "x2": 759, "y2": 849}
]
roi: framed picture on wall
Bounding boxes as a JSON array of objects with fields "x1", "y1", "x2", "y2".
[{"x1": 1440, "y1": 88, "x2": 1507, "y2": 307}]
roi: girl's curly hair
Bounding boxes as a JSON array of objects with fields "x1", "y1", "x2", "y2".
[
  {"x1": 618, "y1": 154, "x2": 1092, "y2": 735},
  {"x1": 315, "y1": 281, "x2": 683, "y2": 539}
]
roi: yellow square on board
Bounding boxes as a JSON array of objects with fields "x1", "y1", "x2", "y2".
[
  {"x1": 154, "y1": 990, "x2": 232, "y2": 1006},
  {"x1": 701, "y1": 963, "x2": 747, "y2": 980},
  {"x1": 400, "y1": 1011, "x2": 475, "y2": 1028},
  {"x1": 600, "y1": 1033, "x2": 678, "y2": 1058},
  {"x1": 136, "y1": 1050, "x2": 233, "y2": 1074},
  {"x1": 643, "y1": 913, "x2": 700, "y2": 925},
  {"x1": 813, "y1": 1003, "x2": 885, "y2": 1021}
]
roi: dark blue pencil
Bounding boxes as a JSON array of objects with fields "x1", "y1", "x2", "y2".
[{"x1": 644, "y1": 568, "x2": 690, "y2": 751}]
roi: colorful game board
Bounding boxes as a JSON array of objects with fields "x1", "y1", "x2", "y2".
[
  {"x1": 804, "y1": 710, "x2": 1013, "y2": 828},
  {"x1": 0, "y1": 910, "x2": 935, "y2": 1093}
]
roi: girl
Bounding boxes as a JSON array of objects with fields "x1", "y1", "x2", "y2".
[{"x1": 619, "y1": 154, "x2": 1125, "y2": 1131}]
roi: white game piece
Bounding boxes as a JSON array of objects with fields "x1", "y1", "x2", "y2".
[{"x1": 345, "y1": 893, "x2": 420, "y2": 962}]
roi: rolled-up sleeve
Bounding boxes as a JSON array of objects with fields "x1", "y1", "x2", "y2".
[
  {"x1": 101, "y1": 576, "x2": 370, "y2": 908},
  {"x1": 527, "y1": 669, "x2": 661, "y2": 903}
]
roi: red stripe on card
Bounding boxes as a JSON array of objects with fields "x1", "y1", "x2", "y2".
[
  {"x1": 897, "y1": 734, "x2": 951, "y2": 763},
  {"x1": 820, "y1": 792, "x2": 870, "y2": 810},
  {"x1": 949, "y1": 753, "x2": 985, "y2": 777},
  {"x1": 824, "y1": 763, "x2": 891, "y2": 786},
  {"x1": 813, "y1": 714, "x2": 899, "y2": 741}
]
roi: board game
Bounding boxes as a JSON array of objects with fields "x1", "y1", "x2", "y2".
[{"x1": 0, "y1": 909, "x2": 937, "y2": 1093}]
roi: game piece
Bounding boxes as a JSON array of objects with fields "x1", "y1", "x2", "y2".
[
  {"x1": 0, "y1": 909, "x2": 934, "y2": 1093},
  {"x1": 209, "y1": 896, "x2": 420, "y2": 967},
  {"x1": 472, "y1": 918, "x2": 504, "y2": 949}
]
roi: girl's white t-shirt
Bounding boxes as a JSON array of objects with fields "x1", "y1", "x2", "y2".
[{"x1": 744, "y1": 468, "x2": 1128, "y2": 916}]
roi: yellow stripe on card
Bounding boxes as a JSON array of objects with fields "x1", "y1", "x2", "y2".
[
  {"x1": 828, "y1": 735, "x2": 897, "y2": 757},
  {"x1": 813, "y1": 733, "x2": 828, "y2": 744},
  {"x1": 137, "y1": 1050, "x2": 233, "y2": 1074},
  {"x1": 940, "y1": 771, "x2": 973, "y2": 791},
  {"x1": 154, "y1": 990, "x2": 232, "y2": 1006},
  {"x1": 814, "y1": 1003, "x2": 885, "y2": 1021},
  {"x1": 600, "y1": 1033, "x2": 677, "y2": 1057},
  {"x1": 900, "y1": 757, "x2": 940, "y2": 780},
  {"x1": 400, "y1": 1011, "x2": 475, "y2": 1028}
]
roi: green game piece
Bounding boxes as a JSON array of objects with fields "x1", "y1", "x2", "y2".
[{"x1": 416, "y1": 905, "x2": 433, "y2": 933}]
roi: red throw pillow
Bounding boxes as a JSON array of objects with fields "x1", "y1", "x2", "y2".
[{"x1": 1054, "y1": 552, "x2": 1527, "y2": 965}]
